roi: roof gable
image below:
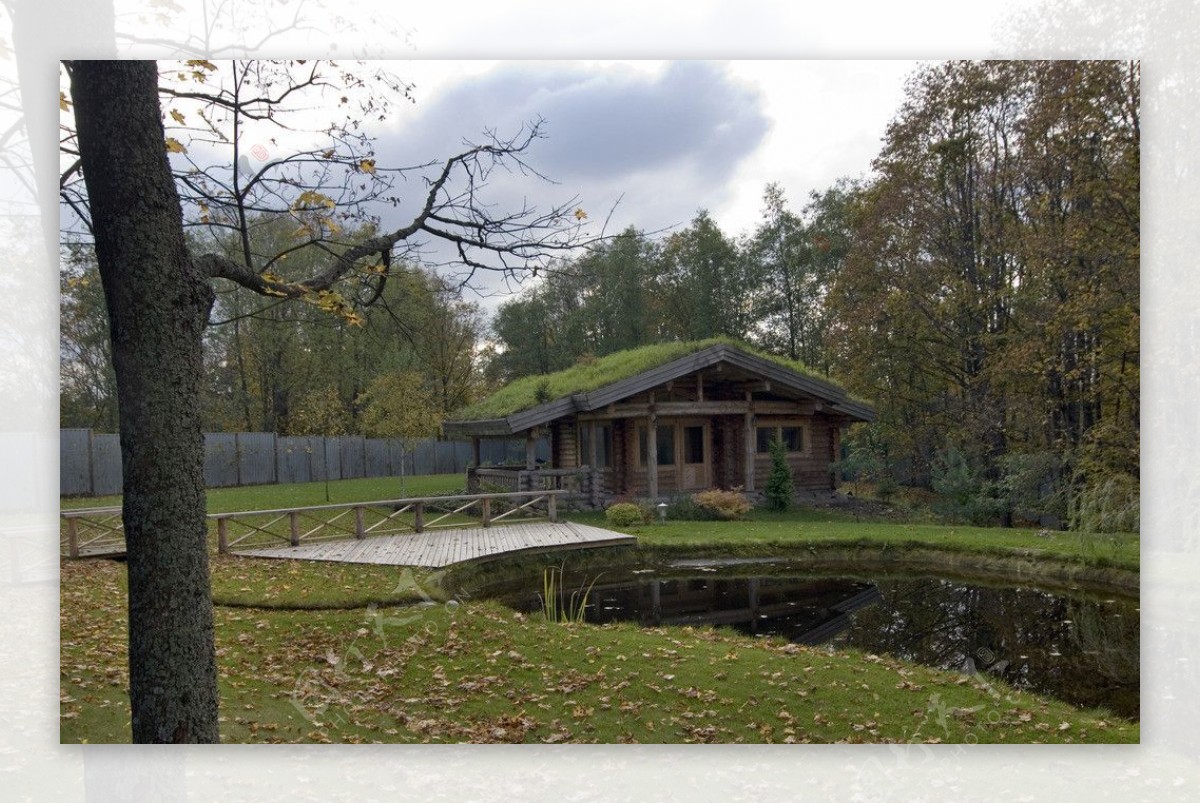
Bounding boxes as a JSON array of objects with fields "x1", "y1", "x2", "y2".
[{"x1": 445, "y1": 339, "x2": 874, "y2": 436}]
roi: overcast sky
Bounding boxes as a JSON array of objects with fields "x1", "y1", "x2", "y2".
[
  {"x1": 357, "y1": 59, "x2": 920, "y2": 296},
  {"x1": 388, "y1": 60, "x2": 915, "y2": 236}
]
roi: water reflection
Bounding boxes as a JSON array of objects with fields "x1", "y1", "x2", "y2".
[
  {"x1": 497, "y1": 570, "x2": 1139, "y2": 719},
  {"x1": 584, "y1": 576, "x2": 882, "y2": 645},
  {"x1": 838, "y1": 577, "x2": 1139, "y2": 719}
]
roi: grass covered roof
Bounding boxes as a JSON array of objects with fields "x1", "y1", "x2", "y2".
[{"x1": 449, "y1": 337, "x2": 855, "y2": 422}]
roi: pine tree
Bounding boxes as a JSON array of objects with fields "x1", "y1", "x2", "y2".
[{"x1": 764, "y1": 437, "x2": 794, "y2": 511}]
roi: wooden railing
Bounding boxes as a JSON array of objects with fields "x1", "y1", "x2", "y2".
[
  {"x1": 61, "y1": 490, "x2": 569, "y2": 557},
  {"x1": 470, "y1": 466, "x2": 605, "y2": 508},
  {"x1": 60, "y1": 507, "x2": 126, "y2": 558}
]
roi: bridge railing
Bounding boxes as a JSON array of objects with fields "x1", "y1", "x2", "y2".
[
  {"x1": 60, "y1": 507, "x2": 125, "y2": 558},
  {"x1": 61, "y1": 490, "x2": 569, "y2": 557}
]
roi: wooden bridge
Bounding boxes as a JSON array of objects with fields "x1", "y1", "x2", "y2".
[
  {"x1": 60, "y1": 490, "x2": 636, "y2": 568},
  {"x1": 232, "y1": 521, "x2": 634, "y2": 569}
]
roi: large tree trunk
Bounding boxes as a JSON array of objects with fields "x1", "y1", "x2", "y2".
[{"x1": 70, "y1": 60, "x2": 220, "y2": 743}]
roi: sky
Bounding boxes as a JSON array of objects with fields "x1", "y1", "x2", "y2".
[{"x1": 376, "y1": 60, "x2": 917, "y2": 241}]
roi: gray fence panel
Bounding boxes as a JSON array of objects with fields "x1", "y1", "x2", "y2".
[
  {"x1": 453, "y1": 442, "x2": 472, "y2": 473},
  {"x1": 309, "y1": 437, "x2": 332, "y2": 482},
  {"x1": 238, "y1": 432, "x2": 277, "y2": 486},
  {"x1": 387, "y1": 440, "x2": 414, "y2": 476},
  {"x1": 433, "y1": 442, "x2": 454, "y2": 474},
  {"x1": 407, "y1": 440, "x2": 431, "y2": 476},
  {"x1": 339, "y1": 436, "x2": 366, "y2": 480},
  {"x1": 326, "y1": 436, "x2": 340, "y2": 480},
  {"x1": 276, "y1": 436, "x2": 312, "y2": 484},
  {"x1": 62, "y1": 430, "x2": 554, "y2": 495},
  {"x1": 203, "y1": 433, "x2": 238, "y2": 488},
  {"x1": 364, "y1": 439, "x2": 391, "y2": 477},
  {"x1": 60, "y1": 429, "x2": 92, "y2": 496},
  {"x1": 90, "y1": 434, "x2": 123, "y2": 496}
]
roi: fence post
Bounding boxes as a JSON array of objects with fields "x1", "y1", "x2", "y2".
[
  {"x1": 414, "y1": 502, "x2": 425, "y2": 533},
  {"x1": 355, "y1": 506, "x2": 365, "y2": 539},
  {"x1": 548, "y1": 493, "x2": 558, "y2": 523},
  {"x1": 66, "y1": 516, "x2": 79, "y2": 559},
  {"x1": 289, "y1": 511, "x2": 300, "y2": 546},
  {"x1": 86, "y1": 429, "x2": 96, "y2": 497},
  {"x1": 217, "y1": 517, "x2": 229, "y2": 554},
  {"x1": 481, "y1": 497, "x2": 491, "y2": 527}
]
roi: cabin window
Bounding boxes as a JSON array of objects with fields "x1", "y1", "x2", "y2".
[
  {"x1": 577, "y1": 422, "x2": 612, "y2": 468},
  {"x1": 638, "y1": 425, "x2": 676, "y2": 467},
  {"x1": 756, "y1": 424, "x2": 806, "y2": 454}
]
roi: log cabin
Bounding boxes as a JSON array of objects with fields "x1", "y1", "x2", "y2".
[{"x1": 443, "y1": 340, "x2": 875, "y2": 507}]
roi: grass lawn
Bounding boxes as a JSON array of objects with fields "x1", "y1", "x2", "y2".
[
  {"x1": 566, "y1": 507, "x2": 1139, "y2": 573},
  {"x1": 60, "y1": 558, "x2": 1136, "y2": 744},
  {"x1": 58, "y1": 476, "x2": 1139, "y2": 744}
]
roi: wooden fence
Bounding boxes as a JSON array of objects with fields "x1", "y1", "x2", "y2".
[
  {"x1": 60, "y1": 490, "x2": 569, "y2": 558},
  {"x1": 60, "y1": 429, "x2": 551, "y2": 497}
]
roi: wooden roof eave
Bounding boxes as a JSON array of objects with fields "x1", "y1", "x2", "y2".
[
  {"x1": 830, "y1": 398, "x2": 877, "y2": 423},
  {"x1": 444, "y1": 343, "x2": 876, "y2": 435},
  {"x1": 575, "y1": 344, "x2": 875, "y2": 423}
]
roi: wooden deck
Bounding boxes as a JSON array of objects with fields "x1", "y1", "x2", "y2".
[{"x1": 231, "y1": 521, "x2": 637, "y2": 568}]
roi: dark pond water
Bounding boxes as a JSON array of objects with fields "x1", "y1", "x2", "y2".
[{"x1": 478, "y1": 560, "x2": 1139, "y2": 719}]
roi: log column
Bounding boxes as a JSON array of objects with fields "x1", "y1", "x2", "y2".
[
  {"x1": 743, "y1": 391, "x2": 756, "y2": 492},
  {"x1": 647, "y1": 393, "x2": 659, "y2": 500}
]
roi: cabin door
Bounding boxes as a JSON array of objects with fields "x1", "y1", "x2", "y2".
[{"x1": 679, "y1": 422, "x2": 709, "y2": 491}]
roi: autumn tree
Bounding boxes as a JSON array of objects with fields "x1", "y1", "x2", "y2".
[
  {"x1": 737, "y1": 182, "x2": 859, "y2": 374},
  {"x1": 287, "y1": 385, "x2": 354, "y2": 436},
  {"x1": 63, "y1": 59, "x2": 593, "y2": 742},
  {"x1": 357, "y1": 371, "x2": 442, "y2": 441},
  {"x1": 829, "y1": 60, "x2": 1139, "y2": 525}
]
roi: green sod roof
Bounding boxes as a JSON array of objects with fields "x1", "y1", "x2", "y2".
[{"x1": 450, "y1": 337, "x2": 856, "y2": 421}]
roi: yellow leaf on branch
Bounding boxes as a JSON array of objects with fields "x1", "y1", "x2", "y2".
[
  {"x1": 165, "y1": 137, "x2": 187, "y2": 153},
  {"x1": 292, "y1": 190, "x2": 335, "y2": 211}
]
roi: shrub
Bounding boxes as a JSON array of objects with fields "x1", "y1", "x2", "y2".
[
  {"x1": 664, "y1": 495, "x2": 715, "y2": 521},
  {"x1": 998, "y1": 451, "x2": 1068, "y2": 527},
  {"x1": 605, "y1": 502, "x2": 648, "y2": 527},
  {"x1": 692, "y1": 488, "x2": 752, "y2": 520},
  {"x1": 930, "y1": 448, "x2": 1001, "y2": 525},
  {"x1": 1070, "y1": 473, "x2": 1140, "y2": 534},
  {"x1": 764, "y1": 437, "x2": 794, "y2": 511},
  {"x1": 834, "y1": 421, "x2": 900, "y2": 498},
  {"x1": 874, "y1": 473, "x2": 900, "y2": 503}
]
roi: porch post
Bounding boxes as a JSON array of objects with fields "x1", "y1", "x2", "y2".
[
  {"x1": 468, "y1": 436, "x2": 482, "y2": 493},
  {"x1": 525, "y1": 427, "x2": 538, "y2": 471},
  {"x1": 743, "y1": 391, "x2": 756, "y2": 492},
  {"x1": 647, "y1": 403, "x2": 659, "y2": 501}
]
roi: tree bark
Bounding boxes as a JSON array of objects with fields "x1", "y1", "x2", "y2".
[{"x1": 70, "y1": 60, "x2": 220, "y2": 743}]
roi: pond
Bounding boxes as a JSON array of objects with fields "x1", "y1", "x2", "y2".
[{"x1": 472, "y1": 559, "x2": 1139, "y2": 719}]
